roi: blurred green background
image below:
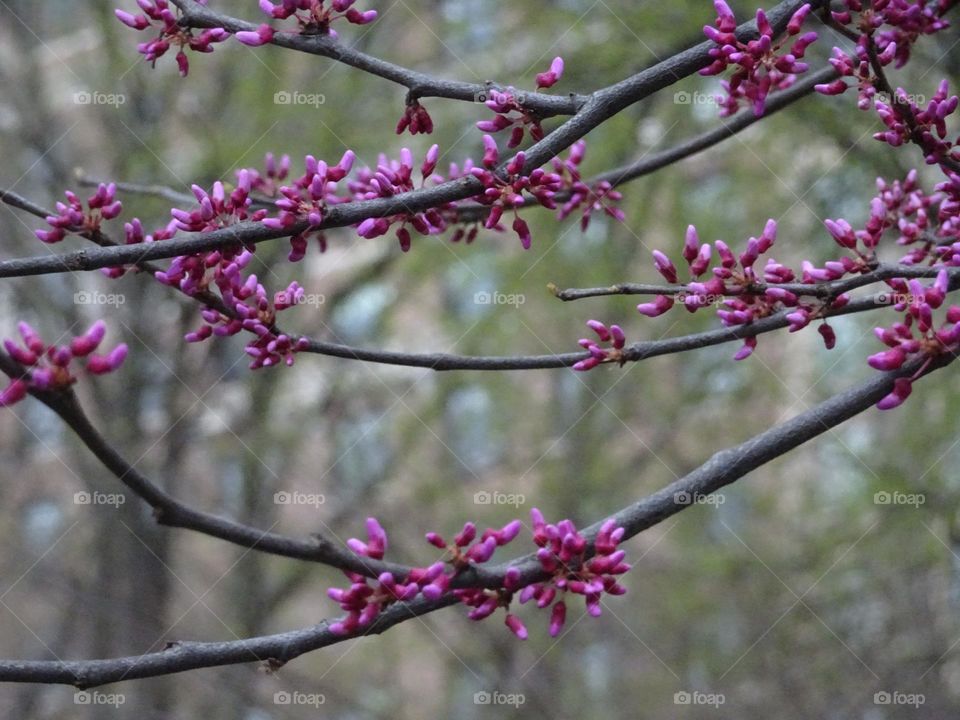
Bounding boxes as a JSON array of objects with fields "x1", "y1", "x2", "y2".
[{"x1": 1, "y1": 0, "x2": 960, "y2": 717}]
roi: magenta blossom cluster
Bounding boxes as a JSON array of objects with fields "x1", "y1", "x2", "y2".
[
  {"x1": 469, "y1": 136, "x2": 563, "y2": 249},
  {"x1": 186, "y1": 272, "x2": 311, "y2": 369},
  {"x1": 816, "y1": 0, "x2": 955, "y2": 165},
  {"x1": 328, "y1": 518, "x2": 419, "y2": 635},
  {"x1": 818, "y1": 0, "x2": 950, "y2": 99},
  {"x1": 327, "y1": 517, "x2": 520, "y2": 636},
  {"x1": 573, "y1": 166, "x2": 960, "y2": 410},
  {"x1": 326, "y1": 510, "x2": 630, "y2": 640},
  {"x1": 874, "y1": 81, "x2": 959, "y2": 163},
  {"x1": 237, "y1": 0, "x2": 377, "y2": 46},
  {"x1": 476, "y1": 57, "x2": 565, "y2": 148},
  {"x1": 868, "y1": 270, "x2": 957, "y2": 409},
  {"x1": 520, "y1": 510, "x2": 629, "y2": 637},
  {"x1": 155, "y1": 177, "x2": 266, "y2": 295},
  {"x1": 170, "y1": 176, "x2": 267, "y2": 235},
  {"x1": 350, "y1": 146, "x2": 442, "y2": 252},
  {"x1": 833, "y1": 169, "x2": 959, "y2": 267},
  {"x1": 251, "y1": 0, "x2": 376, "y2": 39},
  {"x1": 431, "y1": 520, "x2": 527, "y2": 638},
  {"x1": 0, "y1": 321, "x2": 127, "y2": 406},
  {"x1": 35, "y1": 184, "x2": 122, "y2": 244},
  {"x1": 573, "y1": 320, "x2": 626, "y2": 372},
  {"x1": 262, "y1": 150, "x2": 356, "y2": 260},
  {"x1": 115, "y1": 0, "x2": 228, "y2": 76},
  {"x1": 395, "y1": 100, "x2": 434, "y2": 136},
  {"x1": 630, "y1": 219, "x2": 849, "y2": 360},
  {"x1": 550, "y1": 140, "x2": 625, "y2": 231},
  {"x1": 700, "y1": 1, "x2": 816, "y2": 117}
]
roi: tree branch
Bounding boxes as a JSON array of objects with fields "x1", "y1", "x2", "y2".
[
  {"x1": 0, "y1": 351, "x2": 944, "y2": 688},
  {"x1": 0, "y1": 0, "x2": 820, "y2": 279},
  {"x1": 553, "y1": 263, "x2": 958, "y2": 301},
  {"x1": 169, "y1": 0, "x2": 587, "y2": 117}
]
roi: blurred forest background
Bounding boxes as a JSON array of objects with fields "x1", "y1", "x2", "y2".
[{"x1": 1, "y1": 0, "x2": 960, "y2": 717}]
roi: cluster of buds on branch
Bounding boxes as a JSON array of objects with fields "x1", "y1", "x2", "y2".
[
  {"x1": 326, "y1": 511, "x2": 630, "y2": 640},
  {"x1": 476, "y1": 57, "x2": 565, "y2": 148},
  {"x1": 551, "y1": 140, "x2": 625, "y2": 231},
  {"x1": 35, "y1": 184, "x2": 122, "y2": 244},
  {"x1": 701, "y1": 1, "x2": 817, "y2": 116},
  {"x1": 470, "y1": 136, "x2": 563, "y2": 249},
  {"x1": 573, "y1": 320, "x2": 626, "y2": 372},
  {"x1": 1, "y1": 321, "x2": 127, "y2": 406},
  {"x1": 115, "y1": 0, "x2": 228, "y2": 76},
  {"x1": 521, "y1": 510, "x2": 629, "y2": 637}
]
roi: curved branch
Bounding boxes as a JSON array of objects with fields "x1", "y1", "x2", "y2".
[
  {"x1": 0, "y1": 355, "x2": 417, "y2": 580},
  {"x1": 0, "y1": 188, "x2": 920, "y2": 370},
  {"x1": 554, "y1": 263, "x2": 958, "y2": 301},
  {"x1": 169, "y1": 0, "x2": 587, "y2": 117},
  {"x1": 0, "y1": 0, "x2": 819, "y2": 279},
  {"x1": 73, "y1": 64, "x2": 838, "y2": 234},
  {"x1": 0, "y1": 353, "x2": 946, "y2": 688}
]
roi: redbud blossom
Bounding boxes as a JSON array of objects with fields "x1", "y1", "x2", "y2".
[
  {"x1": 535, "y1": 57, "x2": 565, "y2": 89},
  {"x1": 115, "y1": 0, "x2": 226, "y2": 76},
  {"x1": 701, "y1": 3, "x2": 817, "y2": 117},
  {"x1": 36, "y1": 184, "x2": 122, "y2": 243},
  {"x1": 256, "y1": 0, "x2": 377, "y2": 35},
  {"x1": 476, "y1": 57, "x2": 566, "y2": 147},
  {"x1": 0, "y1": 321, "x2": 127, "y2": 406},
  {"x1": 573, "y1": 320, "x2": 626, "y2": 371}
]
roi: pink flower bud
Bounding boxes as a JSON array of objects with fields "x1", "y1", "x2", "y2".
[
  {"x1": 504, "y1": 613, "x2": 528, "y2": 640},
  {"x1": 867, "y1": 346, "x2": 907, "y2": 371},
  {"x1": 549, "y1": 600, "x2": 567, "y2": 637},
  {"x1": 0, "y1": 379, "x2": 27, "y2": 407},
  {"x1": 86, "y1": 343, "x2": 128, "y2": 375},
  {"x1": 652, "y1": 250, "x2": 678, "y2": 283},
  {"x1": 637, "y1": 294, "x2": 674, "y2": 318},
  {"x1": 69, "y1": 320, "x2": 107, "y2": 357},
  {"x1": 235, "y1": 24, "x2": 274, "y2": 47},
  {"x1": 535, "y1": 56, "x2": 565, "y2": 89},
  {"x1": 877, "y1": 378, "x2": 912, "y2": 410}
]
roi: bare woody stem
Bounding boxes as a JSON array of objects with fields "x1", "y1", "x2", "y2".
[
  {"x1": 2, "y1": 191, "x2": 918, "y2": 372},
  {"x1": 0, "y1": 0, "x2": 820, "y2": 279},
  {"x1": 553, "y1": 263, "x2": 960, "y2": 301},
  {"x1": 74, "y1": 65, "x2": 837, "y2": 230},
  {"x1": 0, "y1": 354, "x2": 944, "y2": 688}
]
